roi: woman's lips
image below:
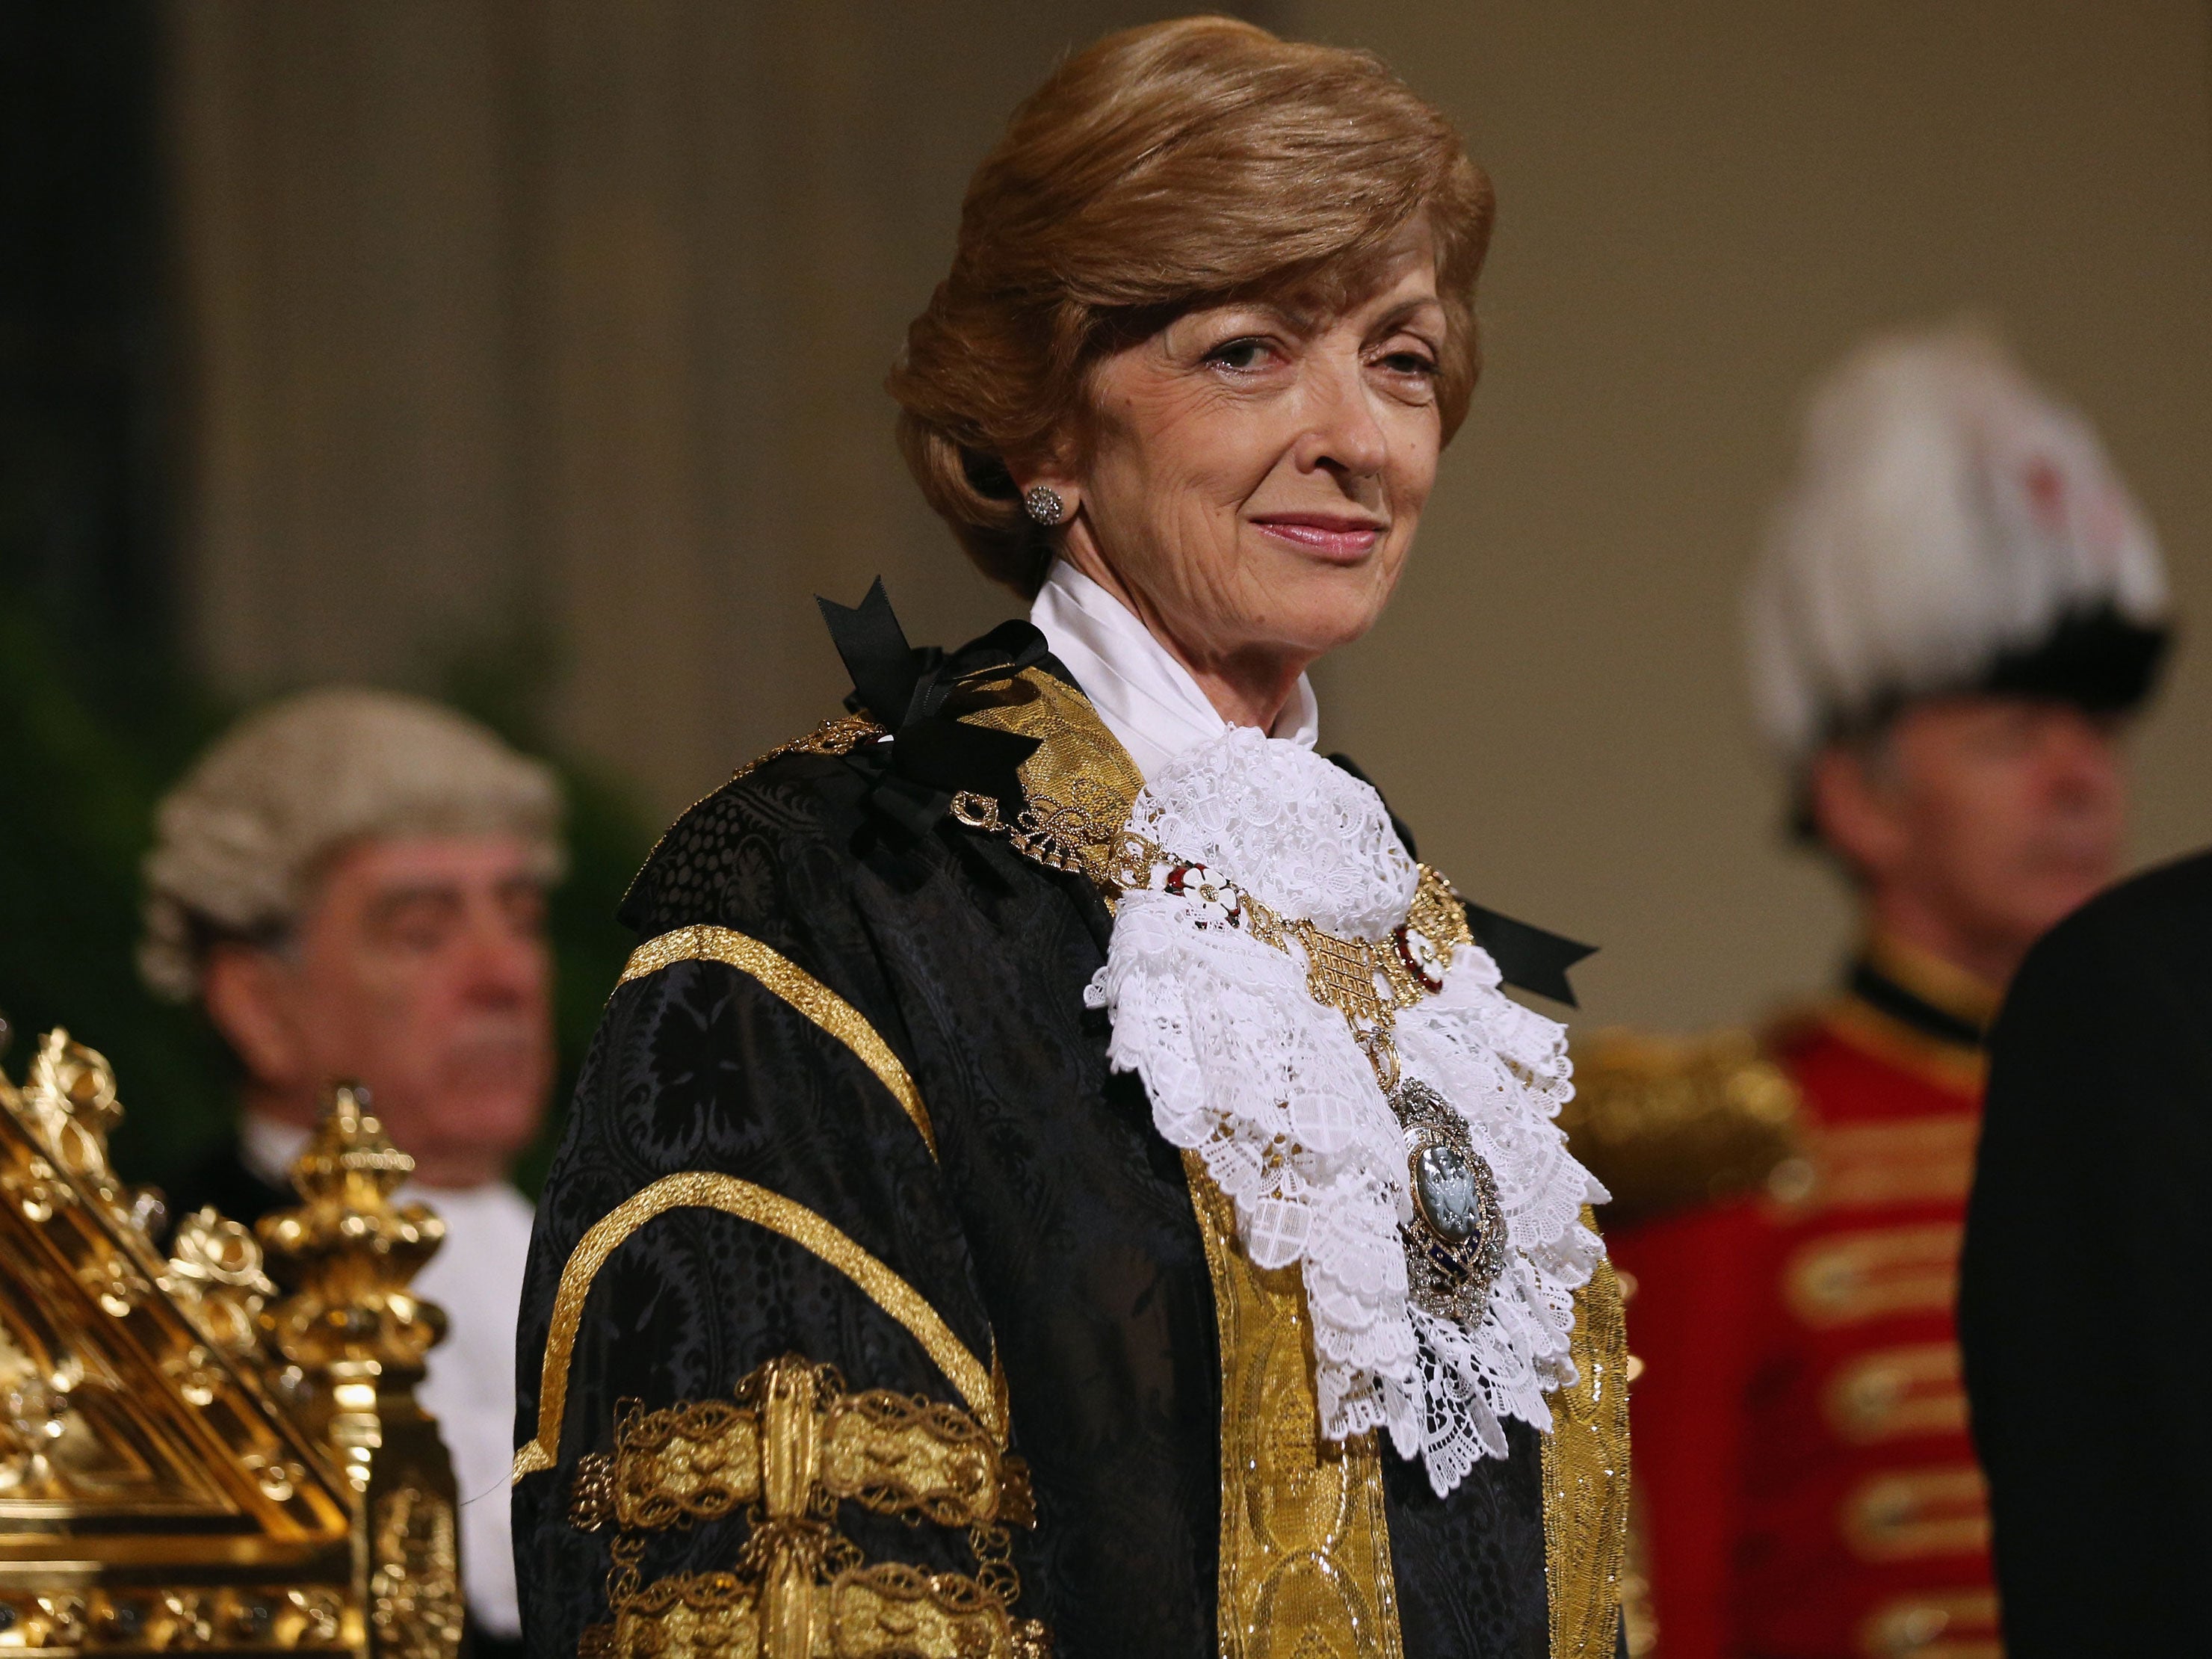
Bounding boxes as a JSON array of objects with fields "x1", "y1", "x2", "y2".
[{"x1": 1250, "y1": 516, "x2": 1385, "y2": 559}]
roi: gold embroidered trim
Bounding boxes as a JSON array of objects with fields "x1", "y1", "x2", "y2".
[
  {"x1": 617, "y1": 923, "x2": 936, "y2": 1158},
  {"x1": 1840, "y1": 1465, "x2": 1990, "y2": 1562},
  {"x1": 1187, "y1": 1154, "x2": 1404, "y2": 1659},
  {"x1": 1784, "y1": 1223, "x2": 1963, "y2": 1327},
  {"x1": 1812, "y1": 1116, "x2": 1979, "y2": 1211},
  {"x1": 569, "y1": 1356, "x2": 1031, "y2": 1536},
  {"x1": 1823, "y1": 1342, "x2": 1968, "y2": 1444},
  {"x1": 575, "y1": 1355, "x2": 1048, "y2": 1659},
  {"x1": 730, "y1": 712, "x2": 888, "y2": 782},
  {"x1": 513, "y1": 1174, "x2": 998, "y2": 1482},
  {"x1": 1857, "y1": 1587, "x2": 2001, "y2": 1659},
  {"x1": 1542, "y1": 1213, "x2": 1632, "y2": 1659},
  {"x1": 590, "y1": 1560, "x2": 1052, "y2": 1659},
  {"x1": 953, "y1": 667, "x2": 1147, "y2": 893}
]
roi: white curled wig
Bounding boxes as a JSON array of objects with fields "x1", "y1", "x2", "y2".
[{"x1": 139, "y1": 687, "x2": 565, "y2": 1001}]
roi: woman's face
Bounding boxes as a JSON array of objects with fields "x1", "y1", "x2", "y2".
[{"x1": 1055, "y1": 226, "x2": 1448, "y2": 687}]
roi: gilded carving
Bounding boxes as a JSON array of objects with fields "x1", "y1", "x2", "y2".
[
  {"x1": 162, "y1": 1204, "x2": 278, "y2": 1356},
  {"x1": 0, "y1": 1037, "x2": 463, "y2": 1657},
  {"x1": 371, "y1": 1486, "x2": 466, "y2": 1659}
]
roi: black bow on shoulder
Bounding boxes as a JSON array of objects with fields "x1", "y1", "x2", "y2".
[{"x1": 815, "y1": 579, "x2": 1043, "y2": 837}]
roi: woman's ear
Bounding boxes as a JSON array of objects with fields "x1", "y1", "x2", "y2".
[{"x1": 200, "y1": 943, "x2": 309, "y2": 1090}]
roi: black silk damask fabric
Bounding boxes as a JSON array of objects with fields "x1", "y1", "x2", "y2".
[{"x1": 511, "y1": 636, "x2": 1553, "y2": 1657}]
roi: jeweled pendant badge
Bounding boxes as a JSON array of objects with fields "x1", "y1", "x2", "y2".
[{"x1": 1389, "y1": 1078, "x2": 1508, "y2": 1324}]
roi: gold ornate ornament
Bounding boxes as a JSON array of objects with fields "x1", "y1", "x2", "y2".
[
  {"x1": 0, "y1": 1031, "x2": 463, "y2": 1659},
  {"x1": 1388, "y1": 1079, "x2": 1509, "y2": 1326}
]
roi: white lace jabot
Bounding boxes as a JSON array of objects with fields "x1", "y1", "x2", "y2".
[
  {"x1": 1085, "y1": 735, "x2": 1607, "y2": 1497},
  {"x1": 1027, "y1": 554, "x2": 1603, "y2": 1498},
  {"x1": 1028, "y1": 558, "x2": 1318, "y2": 779}
]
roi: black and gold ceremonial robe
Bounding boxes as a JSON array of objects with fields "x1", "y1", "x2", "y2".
[{"x1": 511, "y1": 598, "x2": 1631, "y2": 1659}]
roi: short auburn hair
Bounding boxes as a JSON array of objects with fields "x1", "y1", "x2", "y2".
[{"x1": 889, "y1": 15, "x2": 1496, "y2": 597}]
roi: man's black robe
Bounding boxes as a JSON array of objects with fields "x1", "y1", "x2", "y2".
[
  {"x1": 511, "y1": 618, "x2": 1598, "y2": 1657},
  {"x1": 1959, "y1": 847, "x2": 2212, "y2": 1655}
]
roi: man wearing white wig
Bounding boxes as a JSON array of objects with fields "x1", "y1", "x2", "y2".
[
  {"x1": 1609, "y1": 327, "x2": 2169, "y2": 1659},
  {"x1": 141, "y1": 687, "x2": 566, "y2": 1659}
]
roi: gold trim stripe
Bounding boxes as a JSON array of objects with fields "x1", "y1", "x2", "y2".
[
  {"x1": 513, "y1": 1173, "x2": 999, "y2": 1483},
  {"x1": 1542, "y1": 1228, "x2": 1633, "y2": 1659},
  {"x1": 1185, "y1": 1154, "x2": 1404, "y2": 1659},
  {"x1": 619, "y1": 924, "x2": 935, "y2": 1158}
]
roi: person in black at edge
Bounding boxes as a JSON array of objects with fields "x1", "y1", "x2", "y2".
[
  {"x1": 511, "y1": 18, "x2": 1631, "y2": 1659},
  {"x1": 1960, "y1": 847, "x2": 2212, "y2": 1655}
]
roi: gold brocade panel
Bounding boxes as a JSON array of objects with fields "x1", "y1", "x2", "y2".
[
  {"x1": 1540, "y1": 1219, "x2": 1633, "y2": 1659},
  {"x1": 569, "y1": 1356, "x2": 1048, "y2": 1659},
  {"x1": 1187, "y1": 1157, "x2": 1405, "y2": 1659}
]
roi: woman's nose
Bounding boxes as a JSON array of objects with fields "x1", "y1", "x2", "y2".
[{"x1": 1297, "y1": 359, "x2": 1389, "y2": 478}]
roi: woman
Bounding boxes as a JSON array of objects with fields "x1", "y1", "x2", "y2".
[{"x1": 513, "y1": 19, "x2": 1628, "y2": 1659}]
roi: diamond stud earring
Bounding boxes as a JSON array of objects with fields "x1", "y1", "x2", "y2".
[{"x1": 1023, "y1": 484, "x2": 1066, "y2": 526}]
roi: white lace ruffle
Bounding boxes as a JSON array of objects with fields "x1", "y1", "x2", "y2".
[{"x1": 1085, "y1": 726, "x2": 1607, "y2": 1497}]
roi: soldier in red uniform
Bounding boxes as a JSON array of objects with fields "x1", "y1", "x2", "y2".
[{"x1": 1610, "y1": 327, "x2": 2171, "y2": 1659}]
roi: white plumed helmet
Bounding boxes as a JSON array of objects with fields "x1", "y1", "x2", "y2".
[{"x1": 1746, "y1": 324, "x2": 2169, "y2": 775}]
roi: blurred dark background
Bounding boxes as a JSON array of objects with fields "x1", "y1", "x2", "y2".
[
  {"x1": 5, "y1": 0, "x2": 2210, "y2": 1190},
  {"x1": 0, "y1": 0, "x2": 655, "y2": 1189}
]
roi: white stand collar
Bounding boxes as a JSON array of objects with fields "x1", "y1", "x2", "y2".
[{"x1": 1028, "y1": 558, "x2": 1319, "y2": 782}]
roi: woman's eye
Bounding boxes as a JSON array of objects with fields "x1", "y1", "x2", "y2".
[
  {"x1": 1377, "y1": 348, "x2": 1439, "y2": 377},
  {"x1": 1205, "y1": 338, "x2": 1273, "y2": 371}
]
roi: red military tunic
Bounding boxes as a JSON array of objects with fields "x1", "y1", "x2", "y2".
[{"x1": 1612, "y1": 936, "x2": 2001, "y2": 1659}]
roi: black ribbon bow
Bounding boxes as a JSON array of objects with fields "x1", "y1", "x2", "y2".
[
  {"x1": 815, "y1": 578, "x2": 1043, "y2": 837},
  {"x1": 1460, "y1": 903, "x2": 1597, "y2": 1009}
]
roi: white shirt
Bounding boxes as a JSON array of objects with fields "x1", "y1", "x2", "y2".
[
  {"x1": 1028, "y1": 559, "x2": 1320, "y2": 779},
  {"x1": 244, "y1": 1115, "x2": 531, "y2": 1639}
]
